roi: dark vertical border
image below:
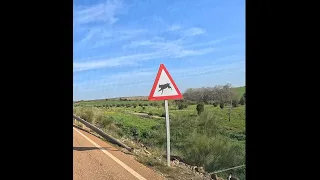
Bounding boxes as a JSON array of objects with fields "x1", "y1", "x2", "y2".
[
  {"x1": 4, "y1": 0, "x2": 73, "y2": 179},
  {"x1": 245, "y1": 0, "x2": 310, "y2": 179}
]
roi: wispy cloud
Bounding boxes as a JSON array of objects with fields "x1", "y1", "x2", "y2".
[
  {"x1": 73, "y1": 0, "x2": 124, "y2": 26},
  {"x1": 167, "y1": 24, "x2": 182, "y2": 31},
  {"x1": 183, "y1": 27, "x2": 206, "y2": 36},
  {"x1": 74, "y1": 37, "x2": 219, "y2": 72},
  {"x1": 74, "y1": 32, "x2": 238, "y2": 72},
  {"x1": 73, "y1": 58, "x2": 245, "y2": 92}
]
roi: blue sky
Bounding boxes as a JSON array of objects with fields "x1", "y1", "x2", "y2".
[{"x1": 73, "y1": 0, "x2": 245, "y2": 101}]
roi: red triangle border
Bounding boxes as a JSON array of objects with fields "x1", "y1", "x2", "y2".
[{"x1": 148, "y1": 64, "x2": 183, "y2": 101}]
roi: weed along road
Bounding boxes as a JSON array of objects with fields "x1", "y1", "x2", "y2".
[{"x1": 73, "y1": 126, "x2": 164, "y2": 180}]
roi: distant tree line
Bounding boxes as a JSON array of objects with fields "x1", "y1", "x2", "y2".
[{"x1": 183, "y1": 83, "x2": 245, "y2": 112}]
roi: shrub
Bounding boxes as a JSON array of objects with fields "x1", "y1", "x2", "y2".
[
  {"x1": 178, "y1": 103, "x2": 184, "y2": 110},
  {"x1": 133, "y1": 105, "x2": 137, "y2": 108},
  {"x1": 130, "y1": 127, "x2": 140, "y2": 138},
  {"x1": 212, "y1": 102, "x2": 218, "y2": 107},
  {"x1": 142, "y1": 106, "x2": 146, "y2": 110},
  {"x1": 232, "y1": 99, "x2": 239, "y2": 107},
  {"x1": 220, "y1": 103, "x2": 224, "y2": 109},
  {"x1": 95, "y1": 116, "x2": 113, "y2": 128},
  {"x1": 196, "y1": 104, "x2": 204, "y2": 115},
  {"x1": 79, "y1": 109, "x2": 94, "y2": 123},
  {"x1": 177, "y1": 101, "x2": 188, "y2": 110},
  {"x1": 239, "y1": 96, "x2": 245, "y2": 105},
  {"x1": 181, "y1": 133, "x2": 245, "y2": 173}
]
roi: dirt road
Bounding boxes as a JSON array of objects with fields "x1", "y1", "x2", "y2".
[{"x1": 73, "y1": 126, "x2": 164, "y2": 180}]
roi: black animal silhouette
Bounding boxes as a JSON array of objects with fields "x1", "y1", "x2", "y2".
[{"x1": 158, "y1": 83, "x2": 172, "y2": 94}]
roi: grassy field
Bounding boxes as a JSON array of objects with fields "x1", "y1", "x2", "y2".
[
  {"x1": 232, "y1": 86, "x2": 245, "y2": 98},
  {"x1": 73, "y1": 86, "x2": 245, "y2": 179}
]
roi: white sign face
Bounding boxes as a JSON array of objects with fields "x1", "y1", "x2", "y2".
[{"x1": 152, "y1": 69, "x2": 179, "y2": 97}]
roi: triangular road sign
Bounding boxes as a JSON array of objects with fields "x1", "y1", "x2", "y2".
[{"x1": 148, "y1": 64, "x2": 183, "y2": 101}]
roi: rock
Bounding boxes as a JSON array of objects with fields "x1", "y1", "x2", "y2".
[
  {"x1": 195, "y1": 167, "x2": 205, "y2": 173},
  {"x1": 192, "y1": 166, "x2": 197, "y2": 172}
]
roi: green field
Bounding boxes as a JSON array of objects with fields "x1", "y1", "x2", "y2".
[
  {"x1": 73, "y1": 86, "x2": 246, "y2": 179},
  {"x1": 233, "y1": 86, "x2": 246, "y2": 98}
]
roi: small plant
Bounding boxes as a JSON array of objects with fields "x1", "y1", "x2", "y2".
[
  {"x1": 196, "y1": 104, "x2": 204, "y2": 115},
  {"x1": 80, "y1": 109, "x2": 94, "y2": 123},
  {"x1": 232, "y1": 99, "x2": 239, "y2": 107},
  {"x1": 178, "y1": 103, "x2": 188, "y2": 110},
  {"x1": 239, "y1": 96, "x2": 245, "y2": 105},
  {"x1": 130, "y1": 127, "x2": 140, "y2": 139}
]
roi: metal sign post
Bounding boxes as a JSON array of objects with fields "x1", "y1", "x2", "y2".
[{"x1": 164, "y1": 100, "x2": 171, "y2": 166}]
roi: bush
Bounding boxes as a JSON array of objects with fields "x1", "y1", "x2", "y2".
[
  {"x1": 177, "y1": 100, "x2": 188, "y2": 110},
  {"x1": 181, "y1": 132, "x2": 245, "y2": 173},
  {"x1": 239, "y1": 96, "x2": 245, "y2": 105},
  {"x1": 130, "y1": 127, "x2": 140, "y2": 138},
  {"x1": 220, "y1": 103, "x2": 224, "y2": 109},
  {"x1": 232, "y1": 99, "x2": 239, "y2": 107},
  {"x1": 178, "y1": 103, "x2": 184, "y2": 110},
  {"x1": 148, "y1": 112, "x2": 153, "y2": 116},
  {"x1": 213, "y1": 102, "x2": 218, "y2": 107},
  {"x1": 80, "y1": 109, "x2": 94, "y2": 123},
  {"x1": 196, "y1": 104, "x2": 204, "y2": 115},
  {"x1": 95, "y1": 116, "x2": 113, "y2": 128},
  {"x1": 142, "y1": 107, "x2": 146, "y2": 110},
  {"x1": 133, "y1": 105, "x2": 137, "y2": 108},
  {"x1": 116, "y1": 104, "x2": 121, "y2": 107}
]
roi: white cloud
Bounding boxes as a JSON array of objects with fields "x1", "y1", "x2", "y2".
[
  {"x1": 74, "y1": 33, "x2": 238, "y2": 72},
  {"x1": 74, "y1": 45, "x2": 215, "y2": 72},
  {"x1": 73, "y1": 0, "x2": 124, "y2": 26},
  {"x1": 183, "y1": 27, "x2": 206, "y2": 36},
  {"x1": 73, "y1": 57, "x2": 245, "y2": 91}
]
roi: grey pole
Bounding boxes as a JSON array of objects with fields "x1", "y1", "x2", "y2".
[{"x1": 164, "y1": 100, "x2": 171, "y2": 167}]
